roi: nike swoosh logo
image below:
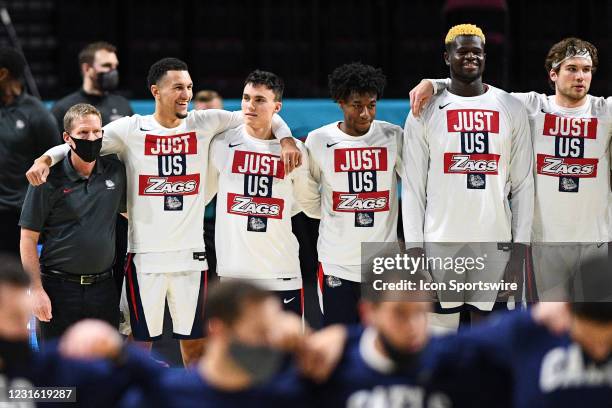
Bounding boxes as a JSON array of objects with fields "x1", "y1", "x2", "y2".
[
  {"x1": 140, "y1": 127, "x2": 153, "y2": 132},
  {"x1": 63, "y1": 188, "x2": 73, "y2": 194},
  {"x1": 540, "y1": 109, "x2": 550, "y2": 114},
  {"x1": 229, "y1": 143, "x2": 243, "y2": 148},
  {"x1": 438, "y1": 102, "x2": 452, "y2": 109},
  {"x1": 283, "y1": 297, "x2": 295, "y2": 304},
  {"x1": 326, "y1": 142, "x2": 341, "y2": 148}
]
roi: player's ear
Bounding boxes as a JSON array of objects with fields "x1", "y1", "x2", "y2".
[
  {"x1": 549, "y1": 69, "x2": 558, "y2": 84},
  {"x1": 63, "y1": 132, "x2": 74, "y2": 147},
  {"x1": 274, "y1": 101, "x2": 282, "y2": 114},
  {"x1": 150, "y1": 84, "x2": 160, "y2": 99},
  {"x1": 444, "y1": 51, "x2": 450, "y2": 66}
]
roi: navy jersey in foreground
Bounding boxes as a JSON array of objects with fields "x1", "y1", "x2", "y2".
[
  {"x1": 457, "y1": 310, "x2": 612, "y2": 408},
  {"x1": 138, "y1": 364, "x2": 310, "y2": 408},
  {"x1": 317, "y1": 326, "x2": 452, "y2": 408},
  {"x1": 1, "y1": 345, "x2": 159, "y2": 407}
]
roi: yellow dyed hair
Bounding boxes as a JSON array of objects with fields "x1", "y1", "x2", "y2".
[{"x1": 445, "y1": 24, "x2": 485, "y2": 44}]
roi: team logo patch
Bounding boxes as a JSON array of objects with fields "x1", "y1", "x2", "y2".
[
  {"x1": 326, "y1": 276, "x2": 342, "y2": 288},
  {"x1": 227, "y1": 193, "x2": 284, "y2": 219},
  {"x1": 559, "y1": 177, "x2": 579, "y2": 192},
  {"x1": 164, "y1": 196, "x2": 183, "y2": 210},
  {"x1": 467, "y1": 174, "x2": 486, "y2": 189},
  {"x1": 247, "y1": 217, "x2": 267, "y2": 232},
  {"x1": 15, "y1": 119, "x2": 25, "y2": 129},
  {"x1": 355, "y1": 212, "x2": 374, "y2": 227},
  {"x1": 105, "y1": 179, "x2": 116, "y2": 189}
]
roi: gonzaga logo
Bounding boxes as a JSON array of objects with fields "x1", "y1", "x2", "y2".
[
  {"x1": 227, "y1": 193, "x2": 284, "y2": 219},
  {"x1": 138, "y1": 174, "x2": 200, "y2": 195},
  {"x1": 332, "y1": 191, "x2": 389, "y2": 212},
  {"x1": 443, "y1": 153, "x2": 500, "y2": 174},
  {"x1": 536, "y1": 155, "x2": 598, "y2": 178}
]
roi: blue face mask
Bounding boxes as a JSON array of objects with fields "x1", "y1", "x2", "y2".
[{"x1": 228, "y1": 340, "x2": 287, "y2": 386}]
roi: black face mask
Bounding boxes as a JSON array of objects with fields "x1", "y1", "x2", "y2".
[
  {"x1": 69, "y1": 136, "x2": 102, "y2": 162},
  {"x1": 0, "y1": 339, "x2": 31, "y2": 370},
  {"x1": 378, "y1": 332, "x2": 422, "y2": 372},
  {"x1": 228, "y1": 341, "x2": 287, "y2": 386},
  {"x1": 95, "y1": 69, "x2": 119, "y2": 92}
]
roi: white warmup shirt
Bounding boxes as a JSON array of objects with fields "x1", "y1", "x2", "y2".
[
  {"x1": 207, "y1": 125, "x2": 320, "y2": 290},
  {"x1": 402, "y1": 85, "x2": 534, "y2": 244},
  {"x1": 44, "y1": 110, "x2": 291, "y2": 272},
  {"x1": 306, "y1": 120, "x2": 403, "y2": 282},
  {"x1": 513, "y1": 93, "x2": 612, "y2": 243}
]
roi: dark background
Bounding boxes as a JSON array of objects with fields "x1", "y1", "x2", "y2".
[{"x1": 0, "y1": 0, "x2": 610, "y2": 101}]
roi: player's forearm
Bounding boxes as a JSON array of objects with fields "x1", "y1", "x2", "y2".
[
  {"x1": 44, "y1": 143, "x2": 70, "y2": 166},
  {"x1": 20, "y1": 234, "x2": 42, "y2": 287},
  {"x1": 427, "y1": 78, "x2": 451, "y2": 95}
]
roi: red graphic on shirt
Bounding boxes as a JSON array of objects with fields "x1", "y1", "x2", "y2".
[
  {"x1": 332, "y1": 190, "x2": 390, "y2": 213},
  {"x1": 446, "y1": 109, "x2": 499, "y2": 133},
  {"x1": 334, "y1": 148, "x2": 387, "y2": 172},
  {"x1": 227, "y1": 193, "x2": 284, "y2": 219},
  {"x1": 536, "y1": 154, "x2": 598, "y2": 178},
  {"x1": 542, "y1": 114, "x2": 597, "y2": 139},
  {"x1": 138, "y1": 174, "x2": 200, "y2": 195},
  {"x1": 231, "y1": 151, "x2": 285, "y2": 179},
  {"x1": 144, "y1": 132, "x2": 197, "y2": 155},
  {"x1": 443, "y1": 153, "x2": 501, "y2": 174}
]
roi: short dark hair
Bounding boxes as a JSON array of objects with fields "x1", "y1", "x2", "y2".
[
  {"x1": 0, "y1": 253, "x2": 30, "y2": 288},
  {"x1": 147, "y1": 57, "x2": 189, "y2": 89},
  {"x1": 244, "y1": 70, "x2": 284, "y2": 101},
  {"x1": 544, "y1": 37, "x2": 598, "y2": 90},
  {"x1": 328, "y1": 62, "x2": 386, "y2": 102},
  {"x1": 0, "y1": 47, "x2": 26, "y2": 80},
  {"x1": 78, "y1": 41, "x2": 117, "y2": 67},
  {"x1": 205, "y1": 281, "x2": 272, "y2": 326}
]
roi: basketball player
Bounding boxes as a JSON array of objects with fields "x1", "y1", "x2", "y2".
[
  {"x1": 306, "y1": 62, "x2": 404, "y2": 326},
  {"x1": 206, "y1": 70, "x2": 320, "y2": 315},
  {"x1": 401, "y1": 24, "x2": 534, "y2": 325}
]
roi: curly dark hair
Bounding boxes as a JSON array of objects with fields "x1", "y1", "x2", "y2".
[
  {"x1": 147, "y1": 57, "x2": 189, "y2": 89},
  {"x1": 244, "y1": 70, "x2": 284, "y2": 101},
  {"x1": 544, "y1": 37, "x2": 598, "y2": 90},
  {"x1": 328, "y1": 62, "x2": 386, "y2": 102}
]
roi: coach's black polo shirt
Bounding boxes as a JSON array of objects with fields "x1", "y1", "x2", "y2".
[{"x1": 19, "y1": 152, "x2": 127, "y2": 275}]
